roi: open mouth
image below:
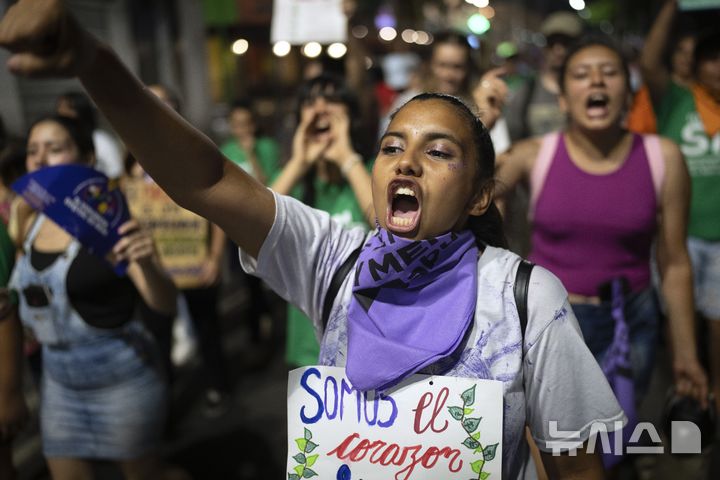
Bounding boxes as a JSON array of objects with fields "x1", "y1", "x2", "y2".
[
  {"x1": 586, "y1": 93, "x2": 610, "y2": 118},
  {"x1": 386, "y1": 180, "x2": 421, "y2": 233},
  {"x1": 310, "y1": 117, "x2": 332, "y2": 140}
]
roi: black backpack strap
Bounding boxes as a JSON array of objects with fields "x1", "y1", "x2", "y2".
[
  {"x1": 321, "y1": 244, "x2": 363, "y2": 331},
  {"x1": 514, "y1": 259, "x2": 534, "y2": 339}
]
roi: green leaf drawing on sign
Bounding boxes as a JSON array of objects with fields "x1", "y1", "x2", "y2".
[
  {"x1": 295, "y1": 438, "x2": 307, "y2": 452},
  {"x1": 304, "y1": 428, "x2": 313, "y2": 440},
  {"x1": 462, "y1": 437, "x2": 480, "y2": 449},
  {"x1": 302, "y1": 467, "x2": 318, "y2": 478},
  {"x1": 292, "y1": 453, "x2": 306, "y2": 464},
  {"x1": 306, "y1": 454, "x2": 319, "y2": 467},
  {"x1": 288, "y1": 474, "x2": 300, "y2": 480},
  {"x1": 461, "y1": 385, "x2": 476, "y2": 406},
  {"x1": 464, "y1": 407, "x2": 474, "y2": 415},
  {"x1": 463, "y1": 417, "x2": 481, "y2": 433},
  {"x1": 472, "y1": 431, "x2": 482, "y2": 440},
  {"x1": 448, "y1": 406, "x2": 464, "y2": 420},
  {"x1": 470, "y1": 459, "x2": 484, "y2": 473},
  {"x1": 293, "y1": 465, "x2": 304, "y2": 476},
  {"x1": 305, "y1": 441, "x2": 318, "y2": 453},
  {"x1": 480, "y1": 471, "x2": 491, "y2": 480},
  {"x1": 483, "y1": 443, "x2": 499, "y2": 462}
]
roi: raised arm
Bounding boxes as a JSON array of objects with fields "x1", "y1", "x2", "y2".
[
  {"x1": 494, "y1": 137, "x2": 540, "y2": 202},
  {"x1": 0, "y1": 0, "x2": 274, "y2": 258},
  {"x1": 655, "y1": 137, "x2": 709, "y2": 407},
  {"x1": 640, "y1": 0, "x2": 678, "y2": 105}
]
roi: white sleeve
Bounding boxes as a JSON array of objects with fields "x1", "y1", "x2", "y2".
[
  {"x1": 523, "y1": 266, "x2": 626, "y2": 452},
  {"x1": 240, "y1": 192, "x2": 366, "y2": 325}
]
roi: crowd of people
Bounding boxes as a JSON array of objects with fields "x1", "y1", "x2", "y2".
[{"x1": 0, "y1": 0, "x2": 718, "y2": 478}]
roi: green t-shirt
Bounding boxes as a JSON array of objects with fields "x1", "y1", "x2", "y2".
[
  {"x1": 220, "y1": 137, "x2": 281, "y2": 184},
  {"x1": 285, "y1": 177, "x2": 369, "y2": 367},
  {"x1": 656, "y1": 82, "x2": 720, "y2": 240}
]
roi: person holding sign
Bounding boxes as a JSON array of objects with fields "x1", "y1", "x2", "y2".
[
  {"x1": 7, "y1": 114, "x2": 186, "y2": 480},
  {"x1": 0, "y1": 1, "x2": 624, "y2": 476}
]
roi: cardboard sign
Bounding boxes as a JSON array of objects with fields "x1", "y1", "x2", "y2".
[
  {"x1": 678, "y1": 0, "x2": 720, "y2": 9},
  {"x1": 271, "y1": 0, "x2": 347, "y2": 45},
  {"x1": 287, "y1": 366, "x2": 503, "y2": 480},
  {"x1": 123, "y1": 177, "x2": 208, "y2": 289},
  {"x1": 12, "y1": 165, "x2": 130, "y2": 273}
]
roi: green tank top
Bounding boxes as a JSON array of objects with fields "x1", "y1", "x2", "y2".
[{"x1": 657, "y1": 82, "x2": 720, "y2": 240}]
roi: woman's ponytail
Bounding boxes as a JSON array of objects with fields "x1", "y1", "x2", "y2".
[{"x1": 467, "y1": 201, "x2": 508, "y2": 249}]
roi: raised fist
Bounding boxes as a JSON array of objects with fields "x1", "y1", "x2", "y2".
[{"x1": 0, "y1": 0, "x2": 98, "y2": 77}]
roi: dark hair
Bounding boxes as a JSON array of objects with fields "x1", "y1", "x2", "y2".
[
  {"x1": 390, "y1": 93, "x2": 507, "y2": 249},
  {"x1": 57, "y1": 91, "x2": 97, "y2": 131},
  {"x1": 432, "y1": 30, "x2": 472, "y2": 56},
  {"x1": 229, "y1": 98, "x2": 254, "y2": 115},
  {"x1": 0, "y1": 142, "x2": 26, "y2": 188},
  {"x1": 296, "y1": 73, "x2": 361, "y2": 124},
  {"x1": 28, "y1": 115, "x2": 95, "y2": 164},
  {"x1": 558, "y1": 34, "x2": 631, "y2": 94},
  {"x1": 693, "y1": 30, "x2": 720, "y2": 75}
]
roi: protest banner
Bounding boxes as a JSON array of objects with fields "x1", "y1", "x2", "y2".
[
  {"x1": 271, "y1": 0, "x2": 347, "y2": 45},
  {"x1": 123, "y1": 177, "x2": 208, "y2": 289},
  {"x1": 287, "y1": 366, "x2": 503, "y2": 480},
  {"x1": 12, "y1": 165, "x2": 130, "y2": 273}
]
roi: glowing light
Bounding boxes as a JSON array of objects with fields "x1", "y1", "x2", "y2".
[
  {"x1": 472, "y1": 0, "x2": 490, "y2": 7},
  {"x1": 231, "y1": 39, "x2": 249, "y2": 55},
  {"x1": 481, "y1": 6, "x2": 495, "y2": 19},
  {"x1": 415, "y1": 30, "x2": 431, "y2": 44},
  {"x1": 272, "y1": 41, "x2": 291, "y2": 57},
  {"x1": 379, "y1": 26, "x2": 397, "y2": 42},
  {"x1": 327, "y1": 43, "x2": 347, "y2": 59},
  {"x1": 302, "y1": 42, "x2": 322, "y2": 58},
  {"x1": 467, "y1": 14, "x2": 490, "y2": 35},
  {"x1": 375, "y1": 9, "x2": 396, "y2": 29},
  {"x1": 569, "y1": 0, "x2": 585, "y2": 10},
  {"x1": 467, "y1": 35, "x2": 480, "y2": 49},
  {"x1": 401, "y1": 29, "x2": 418, "y2": 43},
  {"x1": 352, "y1": 25, "x2": 368, "y2": 39}
]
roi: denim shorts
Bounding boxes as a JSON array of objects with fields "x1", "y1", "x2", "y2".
[
  {"x1": 41, "y1": 336, "x2": 167, "y2": 460},
  {"x1": 687, "y1": 237, "x2": 720, "y2": 320},
  {"x1": 572, "y1": 287, "x2": 660, "y2": 402}
]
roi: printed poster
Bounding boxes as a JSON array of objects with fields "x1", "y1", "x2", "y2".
[
  {"x1": 12, "y1": 165, "x2": 130, "y2": 273},
  {"x1": 123, "y1": 177, "x2": 208, "y2": 289},
  {"x1": 287, "y1": 366, "x2": 503, "y2": 480},
  {"x1": 271, "y1": 0, "x2": 347, "y2": 45}
]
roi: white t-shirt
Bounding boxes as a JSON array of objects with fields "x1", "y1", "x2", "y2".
[{"x1": 241, "y1": 192, "x2": 625, "y2": 478}]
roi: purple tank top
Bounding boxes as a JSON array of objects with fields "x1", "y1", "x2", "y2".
[{"x1": 529, "y1": 133, "x2": 657, "y2": 296}]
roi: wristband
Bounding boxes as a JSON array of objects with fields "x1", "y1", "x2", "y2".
[{"x1": 341, "y1": 154, "x2": 362, "y2": 177}]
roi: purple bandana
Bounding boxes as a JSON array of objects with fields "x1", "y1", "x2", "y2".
[
  {"x1": 601, "y1": 279, "x2": 636, "y2": 468},
  {"x1": 346, "y1": 228, "x2": 478, "y2": 391}
]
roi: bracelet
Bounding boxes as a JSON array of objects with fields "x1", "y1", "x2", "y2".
[{"x1": 341, "y1": 154, "x2": 362, "y2": 177}]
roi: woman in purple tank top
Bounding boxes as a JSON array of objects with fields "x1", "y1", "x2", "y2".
[{"x1": 496, "y1": 35, "x2": 709, "y2": 472}]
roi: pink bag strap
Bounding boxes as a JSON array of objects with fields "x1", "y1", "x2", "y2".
[
  {"x1": 642, "y1": 134, "x2": 665, "y2": 201},
  {"x1": 529, "y1": 132, "x2": 560, "y2": 219}
]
